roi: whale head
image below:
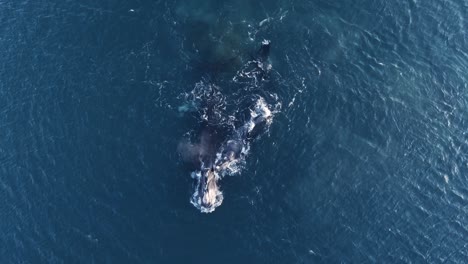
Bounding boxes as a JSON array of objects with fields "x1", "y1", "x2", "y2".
[{"x1": 190, "y1": 167, "x2": 224, "y2": 213}]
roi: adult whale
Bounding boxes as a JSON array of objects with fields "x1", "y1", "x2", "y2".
[
  {"x1": 180, "y1": 41, "x2": 274, "y2": 213},
  {"x1": 190, "y1": 97, "x2": 273, "y2": 213}
]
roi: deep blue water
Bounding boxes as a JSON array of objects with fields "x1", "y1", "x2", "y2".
[{"x1": 1, "y1": 0, "x2": 468, "y2": 263}]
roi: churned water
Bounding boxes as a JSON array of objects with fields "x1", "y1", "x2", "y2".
[{"x1": 1, "y1": 0, "x2": 467, "y2": 263}]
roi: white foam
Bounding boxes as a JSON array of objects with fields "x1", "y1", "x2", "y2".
[
  {"x1": 253, "y1": 97, "x2": 272, "y2": 119},
  {"x1": 259, "y1": 18, "x2": 271, "y2": 27}
]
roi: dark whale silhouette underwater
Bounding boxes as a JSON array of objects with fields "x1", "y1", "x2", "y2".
[{"x1": 178, "y1": 40, "x2": 277, "y2": 213}]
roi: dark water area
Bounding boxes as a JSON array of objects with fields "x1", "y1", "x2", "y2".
[{"x1": 1, "y1": 0, "x2": 467, "y2": 263}]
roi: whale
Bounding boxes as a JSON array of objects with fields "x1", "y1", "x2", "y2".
[
  {"x1": 190, "y1": 97, "x2": 273, "y2": 212},
  {"x1": 232, "y1": 39, "x2": 272, "y2": 85},
  {"x1": 257, "y1": 39, "x2": 271, "y2": 63},
  {"x1": 180, "y1": 41, "x2": 274, "y2": 213}
]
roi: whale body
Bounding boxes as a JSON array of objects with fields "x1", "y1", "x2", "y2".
[
  {"x1": 190, "y1": 97, "x2": 273, "y2": 213},
  {"x1": 180, "y1": 41, "x2": 275, "y2": 213}
]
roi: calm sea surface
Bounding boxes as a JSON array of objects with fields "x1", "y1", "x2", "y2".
[{"x1": 1, "y1": 0, "x2": 467, "y2": 263}]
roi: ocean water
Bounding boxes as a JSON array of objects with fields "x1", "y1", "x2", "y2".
[{"x1": 1, "y1": 0, "x2": 467, "y2": 263}]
